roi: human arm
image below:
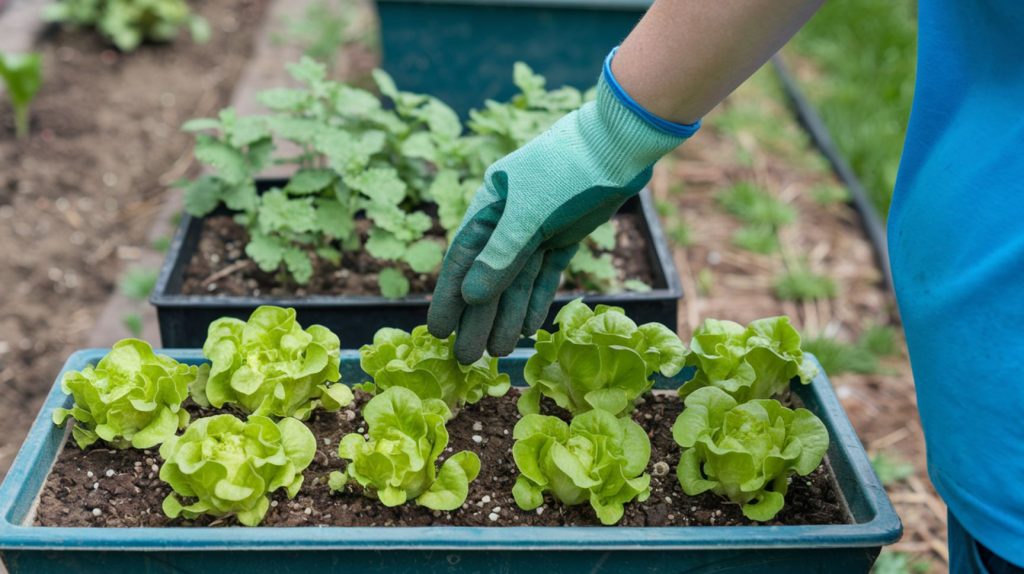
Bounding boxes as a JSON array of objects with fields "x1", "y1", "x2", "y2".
[{"x1": 429, "y1": 0, "x2": 825, "y2": 363}]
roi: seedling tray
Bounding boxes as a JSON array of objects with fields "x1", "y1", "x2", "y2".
[
  {"x1": 376, "y1": 0, "x2": 653, "y2": 117},
  {"x1": 151, "y1": 180, "x2": 682, "y2": 348},
  {"x1": 0, "y1": 350, "x2": 900, "y2": 573}
]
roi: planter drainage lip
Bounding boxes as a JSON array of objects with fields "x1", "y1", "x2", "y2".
[
  {"x1": 149, "y1": 187, "x2": 681, "y2": 309},
  {"x1": 0, "y1": 349, "x2": 902, "y2": 553}
]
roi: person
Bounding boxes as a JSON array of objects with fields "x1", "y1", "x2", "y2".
[{"x1": 425, "y1": 1, "x2": 1024, "y2": 572}]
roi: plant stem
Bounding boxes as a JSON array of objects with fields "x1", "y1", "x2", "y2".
[{"x1": 14, "y1": 105, "x2": 28, "y2": 140}]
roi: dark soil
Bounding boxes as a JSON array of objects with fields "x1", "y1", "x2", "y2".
[
  {"x1": 178, "y1": 213, "x2": 655, "y2": 298},
  {"x1": 0, "y1": 0, "x2": 271, "y2": 477},
  {"x1": 35, "y1": 390, "x2": 848, "y2": 528}
]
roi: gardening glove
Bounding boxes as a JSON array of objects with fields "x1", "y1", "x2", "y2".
[{"x1": 429, "y1": 48, "x2": 700, "y2": 363}]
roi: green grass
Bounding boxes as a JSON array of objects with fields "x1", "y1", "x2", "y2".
[
  {"x1": 120, "y1": 267, "x2": 159, "y2": 301},
  {"x1": 775, "y1": 266, "x2": 836, "y2": 301},
  {"x1": 871, "y1": 550, "x2": 931, "y2": 574},
  {"x1": 732, "y1": 224, "x2": 779, "y2": 255},
  {"x1": 122, "y1": 312, "x2": 143, "y2": 338},
  {"x1": 789, "y1": 0, "x2": 917, "y2": 216},
  {"x1": 803, "y1": 324, "x2": 900, "y2": 375},
  {"x1": 810, "y1": 184, "x2": 851, "y2": 206},
  {"x1": 870, "y1": 452, "x2": 915, "y2": 486},
  {"x1": 718, "y1": 181, "x2": 796, "y2": 228}
]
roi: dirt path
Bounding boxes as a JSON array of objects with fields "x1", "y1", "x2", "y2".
[{"x1": 0, "y1": 0, "x2": 271, "y2": 476}]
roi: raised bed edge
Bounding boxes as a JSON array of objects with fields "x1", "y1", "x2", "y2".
[{"x1": 0, "y1": 349, "x2": 901, "y2": 551}]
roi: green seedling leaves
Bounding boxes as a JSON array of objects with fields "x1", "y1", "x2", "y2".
[
  {"x1": 673, "y1": 386, "x2": 829, "y2": 521},
  {"x1": 53, "y1": 339, "x2": 202, "y2": 449},
  {"x1": 0, "y1": 52, "x2": 42, "y2": 139}
]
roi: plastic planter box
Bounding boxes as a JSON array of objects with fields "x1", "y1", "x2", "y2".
[
  {"x1": 0, "y1": 349, "x2": 901, "y2": 573},
  {"x1": 151, "y1": 180, "x2": 682, "y2": 348},
  {"x1": 376, "y1": 0, "x2": 652, "y2": 117}
]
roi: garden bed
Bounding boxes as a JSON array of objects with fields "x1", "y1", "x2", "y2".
[
  {"x1": 36, "y1": 389, "x2": 846, "y2": 528},
  {"x1": 152, "y1": 186, "x2": 681, "y2": 348}
]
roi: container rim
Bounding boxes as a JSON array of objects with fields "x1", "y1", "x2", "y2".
[
  {"x1": 375, "y1": 0, "x2": 653, "y2": 10},
  {"x1": 0, "y1": 349, "x2": 902, "y2": 551},
  {"x1": 150, "y1": 188, "x2": 683, "y2": 308}
]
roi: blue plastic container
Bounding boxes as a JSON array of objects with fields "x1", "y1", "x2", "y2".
[
  {"x1": 0, "y1": 349, "x2": 901, "y2": 573},
  {"x1": 376, "y1": 0, "x2": 653, "y2": 117}
]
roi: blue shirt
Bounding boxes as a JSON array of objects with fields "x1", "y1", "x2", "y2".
[{"x1": 888, "y1": 0, "x2": 1024, "y2": 564}]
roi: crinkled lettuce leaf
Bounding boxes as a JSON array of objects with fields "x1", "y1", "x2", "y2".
[
  {"x1": 678, "y1": 316, "x2": 817, "y2": 402},
  {"x1": 511, "y1": 409, "x2": 651, "y2": 525},
  {"x1": 519, "y1": 298, "x2": 685, "y2": 417},
  {"x1": 159, "y1": 414, "x2": 316, "y2": 526},
  {"x1": 358, "y1": 325, "x2": 510, "y2": 413},
  {"x1": 672, "y1": 386, "x2": 829, "y2": 521},
  {"x1": 52, "y1": 338, "x2": 202, "y2": 450},
  {"x1": 329, "y1": 386, "x2": 479, "y2": 511},
  {"x1": 194, "y1": 305, "x2": 352, "y2": 419}
]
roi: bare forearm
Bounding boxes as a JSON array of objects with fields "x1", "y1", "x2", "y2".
[{"x1": 612, "y1": 0, "x2": 824, "y2": 124}]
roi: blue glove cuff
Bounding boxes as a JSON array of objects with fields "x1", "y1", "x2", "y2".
[{"x1": 602, "y1": 47, "x2": 702, "y2": 138}]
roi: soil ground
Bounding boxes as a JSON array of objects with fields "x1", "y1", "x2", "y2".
[
  {"x1": 179, "y1": 212, "x2": 654, "y2": 297},
  {"x1": 0, "y1": 0, "x2": 271, "y2": 476},
  {"x1": 36, "y1": 390, "x2": 848, "y2": 528}
]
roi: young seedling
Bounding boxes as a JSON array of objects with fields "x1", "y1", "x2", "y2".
[
  {"x1": 678, "y1": 316, "x2": 817, "y2": 402},
  {"x1": 52, "y1": 339, "x2": 203, "y2": 449},
  {"x1": 330, "y1": 386, "x2": 480, "y2": 511},
  {"x1": 45, "y1": 0, "x2": 209, "y2": 52},
  {"x1": 179, "y1": 58, "x2": 623, "y2": 298},
  {"x1": 191, "y1": 305, "x2": 353, "y2": 419},
  {"x1": 512, "y1": 409, "x2": 651, "y2": 525},
  {"x1": 119, "y1": 267, "x2": 159, "y2": 301},
  {"x1": 358, "y1": 325, "x2": 510, "y2": 414},
  {"x1": 0, "y1": 52, "x2": 42, "y2": 140},
  {"x1": 519, "y1": 299, "x2": 686, "y2": 417},
  {"x1": 870, "y1": 452, "x2": 915, "y2": 486},
  {"x1": 673, "y1": 386, "x2": 829, "y2": 521},
  {"x1": 160, "y1": 414, "x2": 315, "y2": 526}
]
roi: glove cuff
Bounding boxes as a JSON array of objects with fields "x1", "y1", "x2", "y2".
[
  {"x1": 578, "y1": 47, "x2": 700, "y2": 181},
  {"x1": 601, "y1": 46, "x2": 702, "y2": 138}
]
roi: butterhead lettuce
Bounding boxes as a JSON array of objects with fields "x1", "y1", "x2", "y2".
[
  {"x1": 358, "y1": 325, "x2": 510, "y2": 413},
  {"x1": 193, "y1": 306, "x2": 353, "y2": 419},
  {"x1": 53, "y1": 338, "x2": 203, "y2": 449},
  {"x1": 678, "y1": 316, "x2": 818, "y2": 402},
  {"x1": 519, "y1": 298, "x2": 685, "y2": 417},
  {"x1": 673, "y1": 386, "x2": 829, "y2": 521},
  {"x1": 159, "y1": 414, "x2": 316, "y2": 526},
  {"x1": 330, "y1": 386, "x2": 480, "y2": 510},
  {"x1": 511, "y1": 409, "x2": 651, "y2": 525}
]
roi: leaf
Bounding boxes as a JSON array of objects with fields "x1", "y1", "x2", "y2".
[
  {"x1": 378, "y1": 267, "x2": 409, "y2": 299},
  {"x1": 245, "y1": 232, "x2": 285, "y2": 272},
  {"x1": 181, "y1": 118, "x2": 221, "y2": 132},
  {"x1": 179, "y1": 175, "x2": 224, "y2": 217},
  {"x1": 346, "y1": 167, "x2": 407, "y2": 204},
  {"x1": 194, "y1": 136, "x2": 249, "y2": 184},
  {"x1": 284, "y1": 248, "x2": 314, "y2": 284},
  {"x1": 417, "y1": 451, "x2": 479, "y2": 510},
  {"x1": 119, "y1": 267, "x2": 159, "y2": 301},
  {"x1": 403, "y1": 239, "x2": 443, "y2": 273},
  {"x1": 365, "y1": 229, "x2": 407, "y2": 261},
  {"x1": 287, "y1": 168, "x2": 336, "y2": 194},
  {"x1": 372, "y1": 69, "x2": 399, "y2": 101},
  {"x1": 588, "y1": 221, "x2": 616, "y2": 250},
  {"x1": 257, "y1": 189, "x2": 317, "y2": 233},
  {"x1": 258, "y1": 88, "x2": 309, "y2": 112}
]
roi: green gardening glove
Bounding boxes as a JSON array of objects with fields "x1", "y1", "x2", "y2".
[{"x1": 429, "y1": 49, "x2": 700, "y2": 363}]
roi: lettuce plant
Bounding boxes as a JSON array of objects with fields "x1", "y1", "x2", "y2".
[
  {"x1": 519, "y1": 299, "x2": 686, "y2": 417},
  {"x1": 329, "y1": 386, "x2": 480, "y2": 510},
  {"x1": 511, "y1": 410, "x2": 651, "y2": 525},
  {"x1": 677, "y1": 316, "x2": 818, "y2": 403},
  {"x1": 45, "y1": 0, "x2": 209, "y2": 52},
  {"x1": 358, "y1": 325, "x2": 510, "y2": 413},
  {"x1": 672, "y1": 386, "x2": 829, "y2": 521},
  {"x1": 52, "y1": 338, "x2": 202, "y2": 450},
  {"x1": 180, "y1": 58, "x2": 635, "y2": 297},
  {"x1": 191, "y1": 305, "x2": 353, "y2": 419},
  {"x1": 159, "y1": 414, "x2": 315, "y2": 526}
]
